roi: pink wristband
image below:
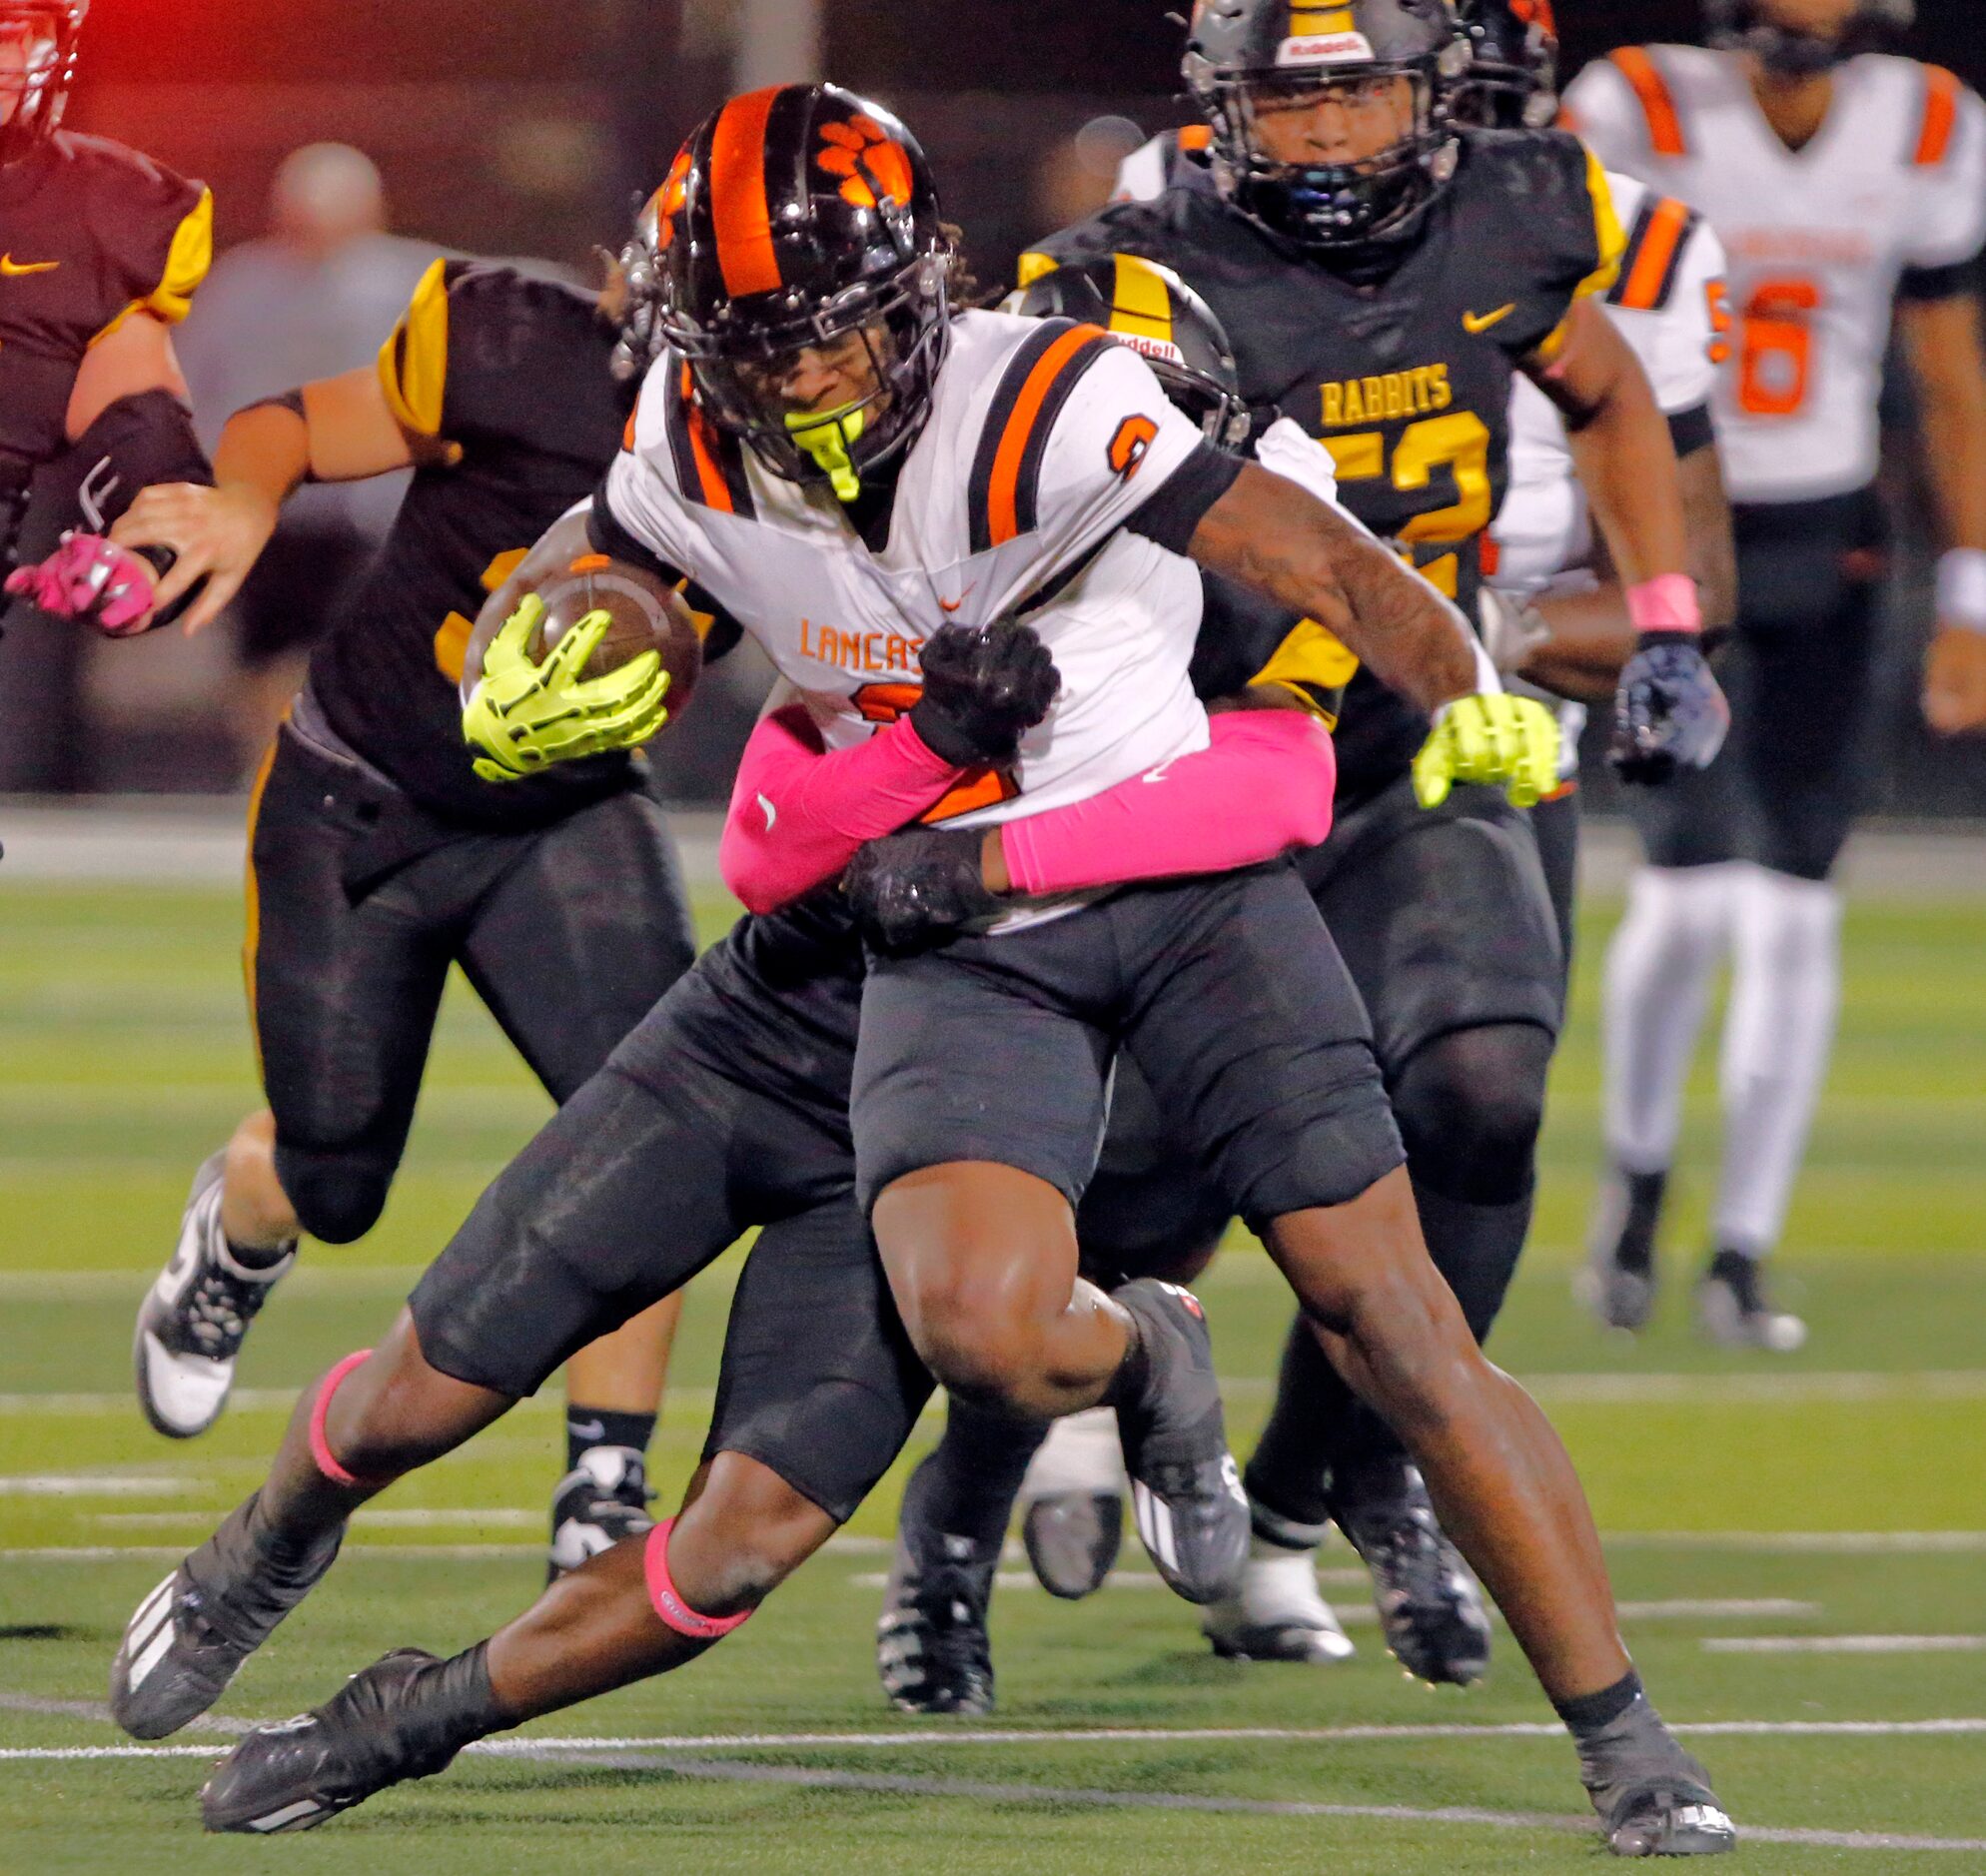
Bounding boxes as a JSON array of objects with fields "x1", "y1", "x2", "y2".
[
  {"x1": 1626, "y1": 573, "x2": 1701, "y2": 635},
  {"x1": 308, "y1": 1349, "x2": 380, "y2": 1489},
  {"x1": 643, "y1": 1516, "x2": 754, "y2": 1640}
]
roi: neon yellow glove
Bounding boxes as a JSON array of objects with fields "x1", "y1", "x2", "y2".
[
  {"x1": 463, "y1": 592, "x2": 671, "y2": 783},
  {"x1": 1413, "y1": 691, "x2": 1561, "y2": 810}
]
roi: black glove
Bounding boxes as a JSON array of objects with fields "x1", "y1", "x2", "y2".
[
  {"x1": 844, "y1": 825, "x2": 1001, "y2": 951},
  {"x1": 1609, "y1": 633, "x2": 1730, "y2": 786},
  {"x1": 908, "y1": 618, "x2": 1059, "y2": 766}
]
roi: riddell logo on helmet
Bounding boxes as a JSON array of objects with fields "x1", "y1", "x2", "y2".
[
  {"x1": 818, "y1": 116, "x2": 913, "y2": 210},
  {"x1": 1277, "y1": 30, "x2": 1377, "y2": 65},
  {"x1": 1112, "y1": 332, "x2": 1189, "y2": 369}
]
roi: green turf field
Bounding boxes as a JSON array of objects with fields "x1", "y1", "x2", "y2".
[{"x1": 2, "y1": 876, "x2": 1982, "y2": 1872}]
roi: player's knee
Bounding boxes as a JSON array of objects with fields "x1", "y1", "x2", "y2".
[
  {"x1": 676, "y1": 1454, "x2": 835, "y2": 1612},
  {"x1": 281, "y1": 1159, "x2": 393, "y2": 1245},
  {"x1": 1391, "y1": 1026, "x2": 1551, "y2": 1205},
  {"x1": 914, "y1": 1306, "x2": 1043, "y2": 1406}
]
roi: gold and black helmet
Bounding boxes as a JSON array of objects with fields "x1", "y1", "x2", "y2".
[
  {"x1": 1183, "y1": 0, "x2": 1469, "y2": 251},
  {"x1": 1450, "y1": 0, "x2": 1557, "y2": 130},
  {"x1": 1008, "y1": 254, "x2": 1249, "y2": 450}
]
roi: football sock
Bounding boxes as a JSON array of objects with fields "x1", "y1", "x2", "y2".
[
  {"x1": 1241, "y1": 1316, "x2": 1342, "y2": 1539},
  {"x1": 566, "y1": 1408, "x2": 655, "y2": 1472},
  {"x1": 1602, "y1": 863, "x2": 1739, "y2": 1175},
  {"x1": 1553, "y1": 1668, "x2": 1644, "y2": 1740},
  {"x1": 1714, "y1": 866, "x2": 1841, "y2": 1258},
  {"x1": 223, "y1": 1234, "x2": 293, "y2": 1273},
  {"x1": 903, "y1": 1399, "x2": 1050, "y2": 1554}
]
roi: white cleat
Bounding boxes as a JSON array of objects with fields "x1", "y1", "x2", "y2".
[
  {"x1": 134, "y1": 1152, "x2": 295, "y2": 1439},
  {"x1": 1695, "y1": 1251, "x2": 1807, "y2": 1354},
  {"x1": 1019, "y1": 1407, "x2": 1126, "y2": 1599},
  {"x1": 1202, "y1": 1534, "x2": 1357, "y2": 1665}
]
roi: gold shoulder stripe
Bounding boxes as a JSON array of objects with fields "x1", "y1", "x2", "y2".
[
  {"x1": 1250, "y1": 617, "x2": 1359, "y2": 723},
  {"x1": 1015, "y1": 250, "x2": 1058, "y2": 290},
  {"x1": 1571, "y1": 145, "x2": 1625, "y2": 305},
  {"x1": 377, "y1": 256, "x2": 452, "y2": 440},
  {"x1": 86, "y1": 187, "x2": 215, "y2": 348}
]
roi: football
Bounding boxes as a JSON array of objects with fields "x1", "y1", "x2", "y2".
[{"x1": 525, "y1": 557, "x2": 704, "y2": 723}]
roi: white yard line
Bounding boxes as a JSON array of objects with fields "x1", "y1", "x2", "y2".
[
  {"x1": 1704, "y1": 1636, "x2": 1986, "y2": 1654},
  {"x1": 92, "y1": 1506, "x2": 540, "y2": 1530},
  {"x1": 0, "y1": 1476, "x2": 190, "y2": 1496},
  {"x1": 2, "y1": 1723, "x2": 1983, "y2": 1853}
]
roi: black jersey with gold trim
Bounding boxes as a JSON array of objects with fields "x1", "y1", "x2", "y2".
[
  {"x1": 0, "y1": 130, "x2": 210, "y2": 478},
  {"x1": 1029, "y1": 127, "x2": 1621, "y2": 803},
  {"x1": 307, "y1": 258, "x2": 652, "y2": 828}
]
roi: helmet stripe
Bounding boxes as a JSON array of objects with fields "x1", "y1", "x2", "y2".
[
  {"x1": 1108, "y1": 255, "x2": 1176, "y2": 346},
  {"x1": 1608, "y1": 48, "x2": 1686, "y2": 158},
  {"x1": 709, "y1": 87, "x2": 785, "y2": 298},
  {"x1": 1913, "y1": 66, "x2": 1959, "y2": 168}
]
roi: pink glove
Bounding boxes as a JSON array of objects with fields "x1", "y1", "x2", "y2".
[{"x1": 4, "y1": 531, "x2": 159, "y2": 635}]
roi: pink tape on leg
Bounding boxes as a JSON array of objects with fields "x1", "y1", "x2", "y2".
[
  {"x1": 308, "y1": 1349, "x2": 381, "y2": 1489},
  {"x1": 642, "y1": 1516, "x2": 753, "y2": 1640}
]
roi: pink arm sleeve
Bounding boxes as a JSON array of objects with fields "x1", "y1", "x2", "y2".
[
  {"x1": 719, "y1": 702, "x2": 964, "y2": 914},
  {"x1": 999, "y1": 709, "x2": 1336, "y2": 897}
]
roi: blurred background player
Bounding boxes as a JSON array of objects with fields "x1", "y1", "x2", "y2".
[
  {"x1": 1567, "y1": 0, "x2": 1986, "y2": 1349},
  {"x1": 1458, "y1": 0, "x2": 1738, "y2": 973},
  {"x1": 945, "y1": 0, "x2": 1728, "y2": 1695},
  {"x1": 173, "y1": 143, "x2": 437, "y2": 774},
  {"x1": 0, "y1": 0, "x2": 213, "y2": 788},
  {"x1": 104, "y1": 216, "x2": 701, "y2": 1574}
]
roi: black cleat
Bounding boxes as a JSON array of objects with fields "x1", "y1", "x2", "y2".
[
  {"x1": 110, "y1": 1491, "x2": 342, "y2": 1739},
  {"x1": 1111, "y1": 1279, "x2": 1249, "y2": 1605},
  {"x1": 1579, "y1": 1694, "x2": 1737, "y2": 1857},
  {"x1": 1328, "y1": 1459, "x2": 1490, "y2": 1686},
  {"x1": 1579, "y1": 1166, "x2": 1667, "y2": 1334},
  {"x1": 546, "y1": 1445, "x2": 655, "y2": 1582},
  {"x1": 1695, "y1": 1249, "x2": 1806, "y2": 1353},
  {"x1": 876, "y1": 1527, "x2": 997, "y2": 1715},
  {"x1": 202, "y1": 1644, "x2": 500, "y2": 1833}
]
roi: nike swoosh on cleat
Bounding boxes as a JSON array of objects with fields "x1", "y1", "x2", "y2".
[
  {"x1": 0, "y1": 255, "x2": 61, "y2": 277},
  {"x1": 1462, "y1": 302, "x2": 1516, "y2": 333}
]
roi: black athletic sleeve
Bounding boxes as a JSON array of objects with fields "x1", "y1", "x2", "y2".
[
  {"x1": 1666, "y1": 403, "x2": 1715, "y2": 459},
  {"x1": 1125, "y1": 440, "x2": 1244, "y2": 554}
]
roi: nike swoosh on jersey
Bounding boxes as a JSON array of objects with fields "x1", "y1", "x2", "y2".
[
  {"x1": 938, "y1": 582, "x2": 976, "y2": 614},
  {"x1": 757, "y1": 792, "x2": 777, "y2": 832},
  {"x1": 0, "y1": 255, "x2": 61, "y2": 277},
  {"x1": 1462, "y1": 303, "x2": 1517, "y2": 334}
]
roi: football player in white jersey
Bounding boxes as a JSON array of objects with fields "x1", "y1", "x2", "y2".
[
  {"x1": 1565, "y1": 0, "x2": 1986, "y2": 1347},
  {"x1": 1460, "y1": 0, "x2": 1739, "y2": 969},
  {"x1": 177, "y1": 88, "x2": 1732, "y2": 1855}
]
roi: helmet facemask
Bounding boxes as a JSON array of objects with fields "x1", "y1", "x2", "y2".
[
  {"x1": 0, "y1": 4, "x2": 84, "y2": 167},
  {"x1": 664, "y1": 249, "x2": 953, "y2": 499},
  {"x1": 1189, "y1": 57, "x2": 1462, "y2": 251},
  {"x1": 1702, "y1": 0, "x2": 1914, "y2": 79}
]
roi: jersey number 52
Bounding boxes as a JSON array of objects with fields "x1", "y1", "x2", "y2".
[{"x1": 1321, "y1": 412, "x2": 1492, "y2": 598}]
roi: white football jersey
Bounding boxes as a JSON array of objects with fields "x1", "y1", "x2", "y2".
[
  {"x1": 604, "y1": 310, "x2": 1213, "y2": 832},
  {"x1": 1564, "y1": 47, "x2": 1986, "y2": 503},
  {"x1": 1492, "y1": 170, "x2": 1729, "y2": 593}
]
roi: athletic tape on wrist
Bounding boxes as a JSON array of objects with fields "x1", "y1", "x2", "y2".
[
  {"x1": 1936, "y1": 548, "x2": 1986, "y2": 633},
  {"x1": 1625, "y1": 573, "x2": 1701, "y2": 635},
  {"x1": 642, "y1": 1516, "x2": 754, "y2": 1640},
  {"x1": 308, "y1": 1349, "x2": 387, "y2": 1489}
]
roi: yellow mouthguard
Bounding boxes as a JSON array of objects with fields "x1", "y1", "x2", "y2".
[{"x1": 785, "y1": 403, "x2": 867, "y2": 503}]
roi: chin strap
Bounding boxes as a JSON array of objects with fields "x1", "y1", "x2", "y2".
[{"x1": 786, "y1": 403, "x2": 867, "y2": 503}]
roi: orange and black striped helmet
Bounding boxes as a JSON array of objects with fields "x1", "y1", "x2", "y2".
[
  {"x1": 1450, "y1": 0, "x2": 1557, "y2": 129},
  {"x1": 0, "y1": 3, "x2": 88, "y2": 167},
  {"x1": 1008, "y1": 254, "x2": 1250, "y2": 451},
  {"x1": 651, "y1": 83, "x2": 954, "y2": 490}
]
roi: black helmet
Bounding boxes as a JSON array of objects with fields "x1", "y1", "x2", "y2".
[
  {"x1": 1702, "y1": 0, "x2": 1913, "y2": 78},
  {"x1": 0, "y1": 3, "x2": 87, "y2": 168},
  {"x1": 652, "y1": 83, "x2": 954, "y2": 499},
  {"x1": 1009, "y1": 253, "x2": 1250, "y2": 449},
  {"x1": 1450, "y1": 0, "x2": 1557, "y2": 129},
  {"x1": 1183, "y1": 0, "x2": 1469, "y2": 251}
]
